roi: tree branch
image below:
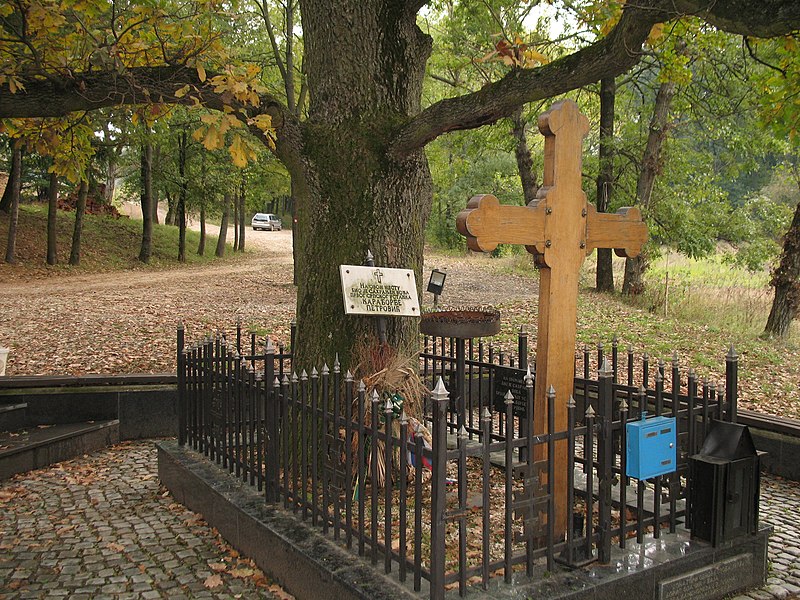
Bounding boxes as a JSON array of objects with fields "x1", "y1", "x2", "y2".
[{"x1": 389, "y1": 0, "x2": 666, "y2": 158}]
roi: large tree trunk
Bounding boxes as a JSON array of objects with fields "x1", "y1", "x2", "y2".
[
  {"x1": 764, "y1": 199, "x2": 800, "y2": 337},
  {"x1": 0, "y1": 147, "x2": 21, "y2": 213},
  {"x1": 510, "y1": 106, "x2": 539, "y2": 205},
  {"x1": 595, "y1": 77, "x2": 616, "y2": 292},
  {"x1": 215, "y1": 193, "x2": 230, "y2": 258},
  {"x1": 46, "y1": 170, "x2": 58, "y2": 265},
  {"x1": 139, "y1": 142, "x2": 154, "y2": 263},
  {"x1": 622, "y1": 79, "x2": 677, "y2": 295},
  {"x1": 290, "y1": 0, "x2": 432, "y2": 370},
  {"x1": 69, "y1": 179, "x2": 88, "y2": 265},
  {"x1": 4, "y1": 145, "x2": 22, "y2": 263}
]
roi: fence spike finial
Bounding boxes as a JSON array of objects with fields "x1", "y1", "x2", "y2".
[
  {"x1": 282, "y1": 374, "x2": 290, "y2": 384},
  {"x1": 311, "y1": 367, "x2": 319, "y2": 378},
  {"x1": 322, "y1": 363, "x2": 330, "y2": 376},
  {"x1": 371, "y1": 389, "x2": 380, "y2": 403},
  {"x1": 291, "y1": 371, "x2": 299, "y2": 383},
  {"x1": 504, "y1": 389, "x2": 515, "y2": 404},
  {"x1": 265, "y1": 337, "x2": 274, "y2": 353},
  {"x1": 345, "y1": 369, "x2": 354, "y2": 382},
  {"x1": 619, "y1": 398, "x2": 628, "y2": 411},
  {"x1": 400, "y1": 410, "x2": 408, "y2": 424},
  {"x1": 525, "y1": 365, "x2": 533, "y2": 386},
  {"x1": 334, "y1": 354, "x2": 341, "y2": 373},
  {"x1": 598, "y1": 358, "x2": 613, "y2": 378},
  {"x1": 273, "y1": 376, "x2": 280, "y2": 387},
  {"x1": 431, "y1": 376, "x2": 449, "y2": 400},
  {"x1": 585, "y1": 404, "x2": 596, "y2": 418},
  {"x1": 301, "y1": 369, "x2": 308, "y2": 381},
  {"x1": 727, "y1": 345, "x2": 738, "y2": 360},
  {"x1": 547, "y1": 384, "x2": 556, "y2": 399},
  {"x1": 384, "y1": 396, "x2": 394, "y2": 412},
  {"x1": 458, "y1": 425, "x2": 468, "y2": 439},
  {"x1": 567, "y1": 395, "x2": 576, "y2": 409},
  {"x1": 358, "y1": 380, "x2": 366, "y2": 392},
  {"x1": 672, "y1": 350, "x2": 679, "y2": 364},
  {"x1": 482, "y1": 407, "x2": 492, "y2": 420}
]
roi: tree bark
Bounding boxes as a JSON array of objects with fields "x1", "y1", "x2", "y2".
[
  {"x1": 151, "y1": 146, "x2": 160, "y2": 225},
  {"x1": 177, "y1": 131, "x2": 188, "y2": 263},
  {"x1": 510, "y1": 106, "x2": 539, "y2": 205},
  {"x1": 215, "y1": 193, "x2": 230, "y2": 258},
  {"x1": 764, "y1": 199, "x2": 800, "y2": 337},
  {"x1": 622, "y1": 79, "x2": 677, "y2": 295},
  {"x1": 46, "y1": 170, "x2": 58, "y2": 266},
  {"x1": 197, "y1": 203, "x2": 206, "y2": 256},
  {"x1": 237, "y1": 179, "x2": 246, "y2": 252},
  {"x1": 69, "y1": 179, "x2": 88, "y2": 265},
  {"x1": 4, "y1": 145, "x2": 22, "y2": 263},
  {"x1": 0, "y1": 147, "x2": 21, "y2": 213},
  {"x1": 596, "y1": 77, "x2": 616, "y2": 292},
  {"x1": 139, "y1": 142, "x2": 154, "y2": 263},
  {"x1": 164, "y1": 191, "x2": 176, "y2": 226},
  {"x1": 233, "y1": 187, "x2": 239, "y2": 252}
]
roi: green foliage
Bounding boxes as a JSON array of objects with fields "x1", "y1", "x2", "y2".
[
  {"x1": 0, "y1": 203, "x2": 228, "y2": 271},
  {"x1": 426, "y1": 126, "x2": 527, "y2": 251}
]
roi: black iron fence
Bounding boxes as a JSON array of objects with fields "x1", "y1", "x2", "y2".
[{"x1": 177, "y1": 323, "x2": 737, "y2": 600}]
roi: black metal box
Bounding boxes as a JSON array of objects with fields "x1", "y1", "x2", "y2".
[{"x1": 689, "y1": 420, "x2": 763, "y2": 547}]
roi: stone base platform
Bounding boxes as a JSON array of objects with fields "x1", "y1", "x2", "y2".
[{"x1": 157, "y1": 440, "x2": 770, "y2": 600}]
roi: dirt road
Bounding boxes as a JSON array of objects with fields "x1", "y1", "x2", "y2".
[{"x1": 0, "y1": 218, "x2": 538, "y2": 376}]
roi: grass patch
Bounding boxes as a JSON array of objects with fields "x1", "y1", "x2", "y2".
[{"x1": 0, "y1": 203, "x2": 236, "y2": 280}]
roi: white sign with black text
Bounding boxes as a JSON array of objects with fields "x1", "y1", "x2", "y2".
[{"x1": 340, "y1": 265, "x2": 420, "y2": 317}]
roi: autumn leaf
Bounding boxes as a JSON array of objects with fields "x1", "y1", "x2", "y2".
[
  {"x1": 230, "y1": 567, "x2": 255, "y2": 578},
  {"x1": 209, "y1": 562, "x2": 227, "y2": 572},
  {"x1": 204, "y1": 574, "x2": 223, "y2": 588}
]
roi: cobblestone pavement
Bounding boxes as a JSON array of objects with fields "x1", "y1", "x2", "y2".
[
  {"x1": 2, "y1": 441, "x2": 799, "y2": 600},
  {"x1": 0, "y1": 441, "x2": 289, "y2": 599},
  {"x1": 732, "y1": 474, "x2": 800, "y2": 600}
]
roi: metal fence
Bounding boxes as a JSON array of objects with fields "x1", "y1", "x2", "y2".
[{"x1": 177, "y1": 323, "x2": 737, "y2": 600}]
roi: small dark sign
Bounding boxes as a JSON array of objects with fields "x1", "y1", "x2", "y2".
[{"x1": 493, "y1": 365, "x2": 531, "y2": 417}]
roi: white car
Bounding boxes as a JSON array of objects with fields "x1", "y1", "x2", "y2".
[{"x1": 251, "y1": 213, "x2": 282, "y2": 231}]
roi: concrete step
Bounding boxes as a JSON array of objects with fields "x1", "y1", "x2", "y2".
[
  {"x1": 0, "y1": 402, "x2": 28, "y2": 432},
  {"x1": 0, "y1": 419, "x2": 120, "y2": 480}
]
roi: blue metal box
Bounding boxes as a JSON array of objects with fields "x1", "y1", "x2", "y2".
[{"x1": 626, "y1": 413, "x2": 677, "y2": 480}]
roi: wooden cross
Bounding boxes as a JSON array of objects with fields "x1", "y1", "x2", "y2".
[{"x1": 456, "y1": 99, "x2": 647, "y2": 537}]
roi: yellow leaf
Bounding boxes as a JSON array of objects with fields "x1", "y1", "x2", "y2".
[
  {"x1": 647, "y1": 23, "x2": 665, "y2": 45},
  {"x1": 174, "y1": 85, "x2": 190, "y2": 98},
  {"x1": 197, "y1": 64, "x2": 207, "y2": 82},
  {"x1": 230, "y1": 567, "x2": 255, "y2": 578}
]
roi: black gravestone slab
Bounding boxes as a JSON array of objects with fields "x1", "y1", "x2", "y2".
[
  {"x1": 493, "y1": 365, "x2": 530, "y2": 417},
  {"x1": 658, "y1": 553, "x2": 752, "y2": 600}
]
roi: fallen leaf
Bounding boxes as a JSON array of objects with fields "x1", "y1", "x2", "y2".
[
  {"x1": 204, "y1": 574, "x2": 223, "y2": 589},
  {"x1": 230, "y1": 567, "x2": 254, "y2": 578},
  {"x1": 209, "y1": 562, "x2": 227, "y2": 572}
]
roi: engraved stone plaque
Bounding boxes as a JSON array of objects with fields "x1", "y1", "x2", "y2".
[
  {"x1": 340, "y1": 265, "x2": 420, "y2": 316},
  {"x1": 659, "y1": 554, "x2": 752, "y2": 600}
]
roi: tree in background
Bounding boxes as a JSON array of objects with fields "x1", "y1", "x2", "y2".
[{"x1": 1, "y1": 0, "x2": 798, "y2": 367}]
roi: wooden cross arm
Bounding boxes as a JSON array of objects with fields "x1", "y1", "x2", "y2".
[
  {"x1": 456, "y1": 194, "x2": 545, "y2": 252},
  {"x1": 585, "y1": 205, "x2": 648, "y2": 257}
]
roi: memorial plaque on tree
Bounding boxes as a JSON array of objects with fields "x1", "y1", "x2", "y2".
[{"x1": 339, "y1": 265, "x2": 420, "y2": 316}]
